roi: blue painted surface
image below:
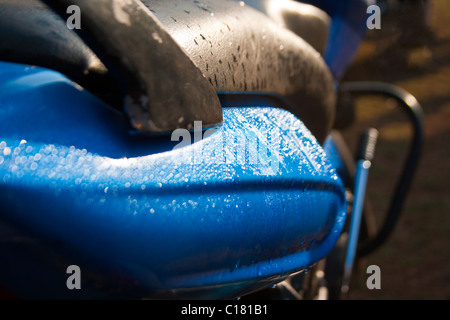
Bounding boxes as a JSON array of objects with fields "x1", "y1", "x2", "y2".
[
  {"x1": 343, "y1": 160, "x2": 371, "y2": 292},
  {"x1": 0, "y1": 62, "x2": 346, "y2": 298},
  {"x1": 323, "y1": 136, "x2": 347, "y2": 183},
  {"x1": 304, "y1": 0, "x2": 372, "y2": 79}
]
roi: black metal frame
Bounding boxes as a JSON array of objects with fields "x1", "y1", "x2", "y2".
[{"x1": 339, "y1": 81, "x2": 425, "y2": 257}]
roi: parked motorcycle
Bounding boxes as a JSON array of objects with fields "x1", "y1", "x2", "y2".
[{"x1": 0, "y1": 0, "x2": 423, "y2": 300}]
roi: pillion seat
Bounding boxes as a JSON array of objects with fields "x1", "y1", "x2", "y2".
[{"x1": 0, "y1": 0, "x2": 336, "y2": 144}]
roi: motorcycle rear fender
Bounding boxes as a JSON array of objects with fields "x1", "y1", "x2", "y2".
[{"x1": 0, "y1": 62, "x2": 346, "y2": 299}]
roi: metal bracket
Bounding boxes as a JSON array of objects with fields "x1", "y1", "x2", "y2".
[{"x1": 339, "y1": 81, "x2": 424, "y2": 257}]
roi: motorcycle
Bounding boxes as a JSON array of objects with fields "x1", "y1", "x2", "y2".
[{"x1": 0, "y1": 0, "x2": 423, "y2": 300}]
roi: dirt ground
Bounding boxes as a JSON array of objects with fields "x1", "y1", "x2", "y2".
[{"x1": 340, "y1": 0, "x2": 450, "y2": 300}]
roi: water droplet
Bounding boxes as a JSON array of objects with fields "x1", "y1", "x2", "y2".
[
  {"x1": 257, "y1": 267, "x2": 262, "y2": 277},
  {"x1": 152, "y1": 32, "x2": 163, "y2": 44}
]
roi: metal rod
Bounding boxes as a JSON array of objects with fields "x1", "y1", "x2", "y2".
[{"x1": 341, "y1": 128, "x2": 378, "y2": 298}]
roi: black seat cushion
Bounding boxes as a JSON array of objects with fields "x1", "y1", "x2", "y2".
[{"x1": 0, "y1": 0, "x2": 336, "y2": 143}]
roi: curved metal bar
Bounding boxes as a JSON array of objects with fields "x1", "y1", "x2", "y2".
[{"x1": 339, "y1": 81, "x2": 424, "y2": 257}]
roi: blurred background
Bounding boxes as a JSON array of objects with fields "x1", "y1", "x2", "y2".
[{"x1": 340, "y1": 0, "x2": 449, "y2": 299}]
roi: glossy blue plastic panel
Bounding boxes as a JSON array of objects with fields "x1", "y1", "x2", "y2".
[
  {"x1": 0, "y1": 62, "x2": 346, "y2": 299},
  {"x1": 304, "y1": 0, "x2": 371, "y2": 79}
]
